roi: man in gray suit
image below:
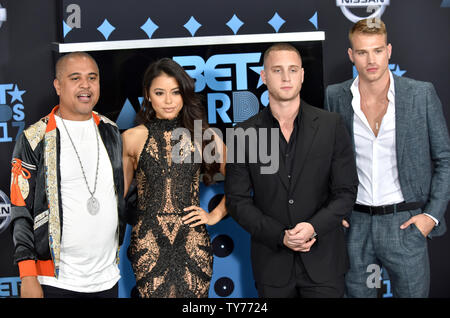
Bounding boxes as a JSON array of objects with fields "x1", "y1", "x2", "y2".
[{"x1": 325, "y1": 18, "x2": 450, "y2": 297}]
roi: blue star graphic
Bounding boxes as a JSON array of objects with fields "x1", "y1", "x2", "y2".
[
  {"x1": 8, "y1": 85, "x2": 26, "y2": 103},
  {"x1": 249, "y1": 66, "x2": 264, "y2": 88},
  {"x1": 392, "y1": 65, "x2": 406, "y2": 77}
]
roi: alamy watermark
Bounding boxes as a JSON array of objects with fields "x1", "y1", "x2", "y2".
[
  {"x1": 66, "y1": 4, "x2": 81, "y2": 29},
  {"x1": 171, "y1": 120, "x2": 280, "y2": 174},
  {"x1": 366, "y1": 264, "x2": 382, "y2": 288}
]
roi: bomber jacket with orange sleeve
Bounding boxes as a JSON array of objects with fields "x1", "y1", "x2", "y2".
[{"x1": 10, "y1": 105, "x2": 126, "y2": 279}]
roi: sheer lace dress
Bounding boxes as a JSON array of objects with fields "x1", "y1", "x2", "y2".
[{"x1": 128, "y1": 117, "x2": 213, "y2": 298}]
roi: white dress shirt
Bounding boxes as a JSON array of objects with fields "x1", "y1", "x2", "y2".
[{"x1": 351, "y1": 71, "x2": 437, "y2": 224}]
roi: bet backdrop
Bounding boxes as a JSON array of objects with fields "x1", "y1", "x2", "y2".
[{"x1": 0, "y1": 0, "x2": 449, "y2": 298}]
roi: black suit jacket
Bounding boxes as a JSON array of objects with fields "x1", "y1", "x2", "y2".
[{"x1": 225, "y1": 101, "x2": 358, "y2": 286}]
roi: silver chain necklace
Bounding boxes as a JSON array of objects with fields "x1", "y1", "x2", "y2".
[{"x1": 59, "y1": 111, "x2": 100, "y2": 215}]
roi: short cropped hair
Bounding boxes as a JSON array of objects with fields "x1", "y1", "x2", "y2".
[
  {"x1": 263, "y1": 43, "x2": 302, "y2": 66},
  {"x1": 349, "y1": 18, "x2": 388, "y2": 47},
  {"x1": 55, "y1": 52, "x2": 98, "y2": 79}
]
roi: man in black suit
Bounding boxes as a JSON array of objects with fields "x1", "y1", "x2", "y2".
[{"x1": 225, "y1": 43, "x2": 358, "y2": 298}]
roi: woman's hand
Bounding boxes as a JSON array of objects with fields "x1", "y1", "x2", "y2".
[{"x1": 182, "y1": 206, "x2": 221, "y2": 227}]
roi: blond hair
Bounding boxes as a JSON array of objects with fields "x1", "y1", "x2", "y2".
[
  {"x1": 349, "y1": 18, "x2": 388, "y2": 47},
  {"x1": 263, "y1": 43, "x2": 302, "y2": 66}
]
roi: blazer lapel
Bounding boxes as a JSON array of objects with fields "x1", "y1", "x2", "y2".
[
  {"x1": 394, "y1": 76, "x2": 412, "y2": 169},
  {"x1": 333, "y1": 80, "x2": 355, "y2": 149},
  {"x1": 290, "y1": 103, "x2": 319, "y2": 192},
  {"x1": 338, "y1": 90, "x2": 355, "y2": 149}
]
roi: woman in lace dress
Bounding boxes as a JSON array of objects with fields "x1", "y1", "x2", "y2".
[{"x1": 122, "y1": 58, "x2": 227, "y2": 298}]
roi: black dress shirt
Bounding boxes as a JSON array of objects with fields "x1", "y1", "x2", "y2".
[{"x1": 267, "y1": 105, "x2": 302, "y2": 186}]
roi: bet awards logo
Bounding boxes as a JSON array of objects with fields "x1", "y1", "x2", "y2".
[
  {"x1": 0, "y1": 190, "x2": 12, "y2": 235},
  {"x1": 115, "y1": 53, "x2": 267, "y2": 129},
  {"x1": 173, "y1": 53, "x2": 265, "y2": 125},
  {"x1": 337, "y1": 0, "x2": 390, "y2": 23},
  {"x1": 0, "y1": 84, "x2": 26, "y2": 143}
]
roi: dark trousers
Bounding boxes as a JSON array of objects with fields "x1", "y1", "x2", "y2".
[
  {"x1": 256, "y1": 256, "x2": 345, "y2": 298},
  {"x1": 42, "y1": 283, "x2": 118, "y2": 298}
]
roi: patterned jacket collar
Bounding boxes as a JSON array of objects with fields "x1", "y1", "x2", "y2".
[{"x1": 46, "y1": 105, "x2": 101, "y2": 133}]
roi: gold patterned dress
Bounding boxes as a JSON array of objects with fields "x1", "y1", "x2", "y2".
[{"x1": 128, "y1": 117, "x2": 213, "y2": 298}]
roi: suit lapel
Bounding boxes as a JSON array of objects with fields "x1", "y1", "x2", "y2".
[
  {"x1": 338, "y1": 90, "x2": 355, "y2": 149},
  {"x1": 333, "y1": 80, "x2": 355, "y2": 149},
  {"x1": 394, "y1": 76, "x2": 412, "y2": 169},
  {"x1": 290, "y1": 103, "x2": 319, "y2": 191}
]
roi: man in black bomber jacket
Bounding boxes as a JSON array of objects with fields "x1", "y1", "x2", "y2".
[{"x1": 10, "y1": 52, "x2": 125, "y2": 298}]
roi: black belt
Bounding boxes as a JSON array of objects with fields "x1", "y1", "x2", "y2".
[{"x1": 353, "y1": 202, "x2": 424, "y2": 215}]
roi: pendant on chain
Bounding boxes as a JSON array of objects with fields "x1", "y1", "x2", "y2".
[{"x1": 87, "y1": 196, "x2": 100, "y2": 215}]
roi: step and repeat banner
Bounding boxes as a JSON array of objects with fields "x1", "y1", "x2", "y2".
[{"x1": 0, "y1": 0, "x2": 449, "y2": 298}]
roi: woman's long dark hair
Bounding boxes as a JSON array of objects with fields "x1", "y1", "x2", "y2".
[{"x1": 136, "y1": 58, "x2": 220, "y2": 185}]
